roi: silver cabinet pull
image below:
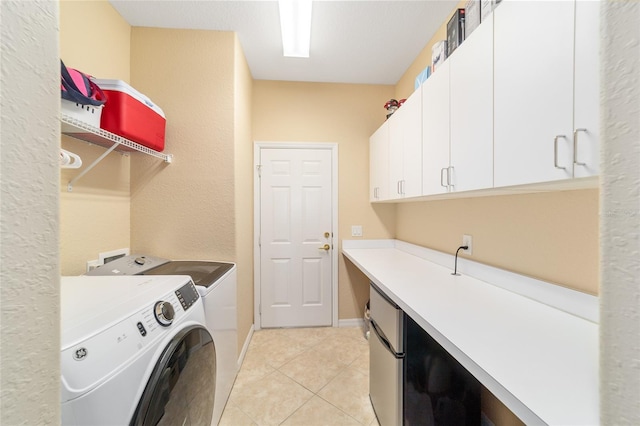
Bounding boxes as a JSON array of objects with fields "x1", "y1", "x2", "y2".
[
  {"x1": 573, "y1": 128, "x2": 587, "y2": 166},
  {"x1": 447, "y1": 166, "x2": 454, "y2": 190},
  {"x1": 440, "y1": 168, "x2": 448, "y2": 187},
  {"x1": 554, "y1": 135, "x2": 567, "y2": 169}
]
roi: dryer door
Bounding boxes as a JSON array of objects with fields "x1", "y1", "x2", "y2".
[{"x1": 130, "y1": 326, "x2": 216, "y2": 426}]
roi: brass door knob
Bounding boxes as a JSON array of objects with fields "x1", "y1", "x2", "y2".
[{"x1": 319, "y1": 244, "x2": 331, "y2": 251}]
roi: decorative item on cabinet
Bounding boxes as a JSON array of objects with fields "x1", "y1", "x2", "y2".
[
  {"x1": 384, "y1": 99, "x2": 399, "y2": 119},
  {"x1": 447, "y1": 8, "x2": 466, "y2": 56},
  {"x1": 384, "y1": 98, "x2": 406, "y2": 119},
  {"x1": 415, "y1": 65, "x2": 432, "y2": 90},
  {"x1": 481, "y1": 0, "x2": 502, "y2": 21},
  {"x1": 431, "y1": 40, "x2": 448, "y2": 72},
  {"x1": 465, "y1": 0, "x2": 481, "y2": 36}
]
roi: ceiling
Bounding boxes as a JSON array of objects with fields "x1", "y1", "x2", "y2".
[{"x1": 109, "y1": 1, "x2": 459, "y2": 85}]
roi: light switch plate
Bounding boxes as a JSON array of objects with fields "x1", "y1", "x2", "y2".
[{"x1": 351, "y1": 225, "x2": 363, "y2": 237}]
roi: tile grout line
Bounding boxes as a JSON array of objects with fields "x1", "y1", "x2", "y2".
[{"x1": 222, "y1": 327, "x2": 373, "y2": 426}]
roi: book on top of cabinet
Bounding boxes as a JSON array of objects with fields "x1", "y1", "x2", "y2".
[
  {"x1": 466, "y1": 0, "x2": 481, "y2": 37},
  {"x1": 447, "y1": 8, "x2": 466, "y2": 56}
]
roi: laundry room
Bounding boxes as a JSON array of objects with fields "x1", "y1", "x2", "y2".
[
  {"x1": 2, "y1": 0, "x2": 639, "y2": 425},
  {"x1": 59, "y1": 1, "x2": 600, "y2": 423}
]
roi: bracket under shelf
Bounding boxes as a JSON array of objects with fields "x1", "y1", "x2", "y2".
[{"x1": 61, "y1": 114, "x2": 173, "y2": 191}]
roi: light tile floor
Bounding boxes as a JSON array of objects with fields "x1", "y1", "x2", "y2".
[{"x1": 219, "y1": 327, "x2": 380, "y2": 426}]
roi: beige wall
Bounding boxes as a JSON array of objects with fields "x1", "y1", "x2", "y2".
[
  {"x1": 129, "y1": 28, "x2": 236, "y2": 261},
  {"x1": 397, "y1": 190, "x2": 599, "y2": 294},
  {"x1": 253, "y1": 81, "x2": 397, "y2": 320},
  {"x1": 233, "y1": 35, "x2": 255, "y2": 351},
  {"x1": 129, "y1": 27, "x2": 253, "y2": 353},
  {"x1": 59, "y1": 0, "x2": 132, "y2": 275}
]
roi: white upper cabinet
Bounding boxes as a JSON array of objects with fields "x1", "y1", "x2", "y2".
[
  {"x1": 368, "y1": 0, "x2": 600, "y2": 203},
  {"x1": 449, "y1": 14, "x2": 494, "y2": 192},
  {"x1": 573, "y1": 0, "x2": 600, "y2": 178},
  {"x1": 422, "y1": 59, "x2": 451, "y2": 196},
  {"x1": 388, "y1": 89, "x2": 423, "y2": 199},
  {"x1": 494, "y1": 0, "x2": 575, "y2": 187},
  {"x1": 370, "y1": 120, "x2": 390, "y2": 202},
  {"x1": 494, "y1": 0, "x2": 600, "y2": 187}
]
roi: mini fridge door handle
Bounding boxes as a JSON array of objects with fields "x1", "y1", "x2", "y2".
[{"x1": 371, "y1": 319, "x2": 404, "y2": 359}]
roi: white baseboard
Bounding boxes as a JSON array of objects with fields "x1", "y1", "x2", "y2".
[
  {"x1": 338, "y1": 318, "x2": 364, "y2": 328},
  {"x1": 237, "y1": 324, "x2": 254, "y2": 370}
]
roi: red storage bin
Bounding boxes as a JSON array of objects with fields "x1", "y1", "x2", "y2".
[{"x1": 94, "y1": 79, "x2": 166, "y2": 152}]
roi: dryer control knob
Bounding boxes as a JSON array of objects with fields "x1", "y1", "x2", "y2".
[
  {"x1": 154, "y1": 301, "x2": 175, "y2": 327},
  {"x1": 134, "y1": 257, "x2": 146, "y2": 265}
]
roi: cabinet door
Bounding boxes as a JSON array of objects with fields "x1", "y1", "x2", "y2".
[
  {"x1": 422, "y1": 59, "x2": 451, "y2": 196},
  {"x1": 450, "y1": 14, "x2": 494, "y2": 192},
  {"x1": 573, "y1": 0, "x2": 600, "y2": 178},
  {"x1": 388, "y1": 90, "x2": 422, "y2": 199},
  {"x1": 400, "y1": 90, "x2": 423, "y2": 198},
  {"x1": 388, "y1": 108, "x2": 403, "y2": 199},
  {"x1": 494, "y1": 0, "x2": 575, "y2": 187},
  {"x1": 370, "y1": 121, "x2": 390, "y2": 202}
]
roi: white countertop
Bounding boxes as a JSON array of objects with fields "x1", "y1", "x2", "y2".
[{"x1": 343, "y1": 239, "x2": 599, "y2": 426}]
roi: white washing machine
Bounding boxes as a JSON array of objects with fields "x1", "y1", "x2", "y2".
[
  {"x1": 61, "y1": 275, "x2": 216, "y2": 426},
  {"x1": 86, "y1": 255, "x2": 237, "y2": 425}
]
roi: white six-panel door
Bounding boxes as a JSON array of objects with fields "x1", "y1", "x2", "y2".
[{"x1": 259, "y1": 147, "x2": 333, "y2": 328}]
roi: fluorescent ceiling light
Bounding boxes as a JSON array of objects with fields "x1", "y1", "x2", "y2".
[{"x1": 278, "y1": 0, "x2": 312, "y2": 58}]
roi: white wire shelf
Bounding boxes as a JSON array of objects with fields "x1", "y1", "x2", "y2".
[
  {"x1": 61, "y1": 114, "x2": 172, "y2": 162},
  {"x1": 61, "y1": 114, "x2": 172, "y2": 191}
]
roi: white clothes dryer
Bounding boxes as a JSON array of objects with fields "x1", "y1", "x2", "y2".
[
  {"x1": 61, "y1": 275, "x2": 216, "y2": 426},
  {"x1": 86, "y1": 255, "x2": 237, "y2": 425}
]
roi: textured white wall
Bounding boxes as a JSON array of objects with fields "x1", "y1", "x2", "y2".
[
  {"x1": 0, "y1": 1, "x2": 61, "y2": 424},
  {"x1": 600, "y1": 1, "x2": 640, "y2": 423}
]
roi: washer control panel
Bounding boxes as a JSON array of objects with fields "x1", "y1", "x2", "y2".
[{"x1": 175, "y1": 281, "x2": 199, "y2": 311}]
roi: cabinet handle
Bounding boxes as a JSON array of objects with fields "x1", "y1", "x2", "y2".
[
  {"x1": 401, "y1": 180, "x2": 405, "y2": 195},
  {"x1": 554, "y1": 135, "x2": 567, "y2": 170},
  {"x1": 440, "y1": 168, "x2": 448, "y2": 188},
  {"x1": 574, "y1": 128, "x2": 587, "y2": 166},
  {"x1": 447, "y1": 166, "x2": 454, "y2": 190},
  {"x1": 397, "y1": 181, "x2": 402, "y2": 195}
]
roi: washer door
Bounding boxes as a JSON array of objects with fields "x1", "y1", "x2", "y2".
[{"x1": 130, "y1": 326, "x2": 216, "y2": 426}]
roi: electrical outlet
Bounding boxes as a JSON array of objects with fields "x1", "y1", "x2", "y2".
[
  {"x1": 351, "y1": 225, "x2": 363, "y2": 237},
  {"x1": 462, "y1": 234, "x2": 473, "y2": 255}
]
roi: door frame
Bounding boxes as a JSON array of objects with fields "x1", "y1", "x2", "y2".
[{"x1": 253, "y1": 142, "x2": 339, "y2": 330}]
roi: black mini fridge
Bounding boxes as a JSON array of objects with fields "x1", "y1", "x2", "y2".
[{"x1": 404, "y1": 314, "x2": 481, "y2": 425}]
